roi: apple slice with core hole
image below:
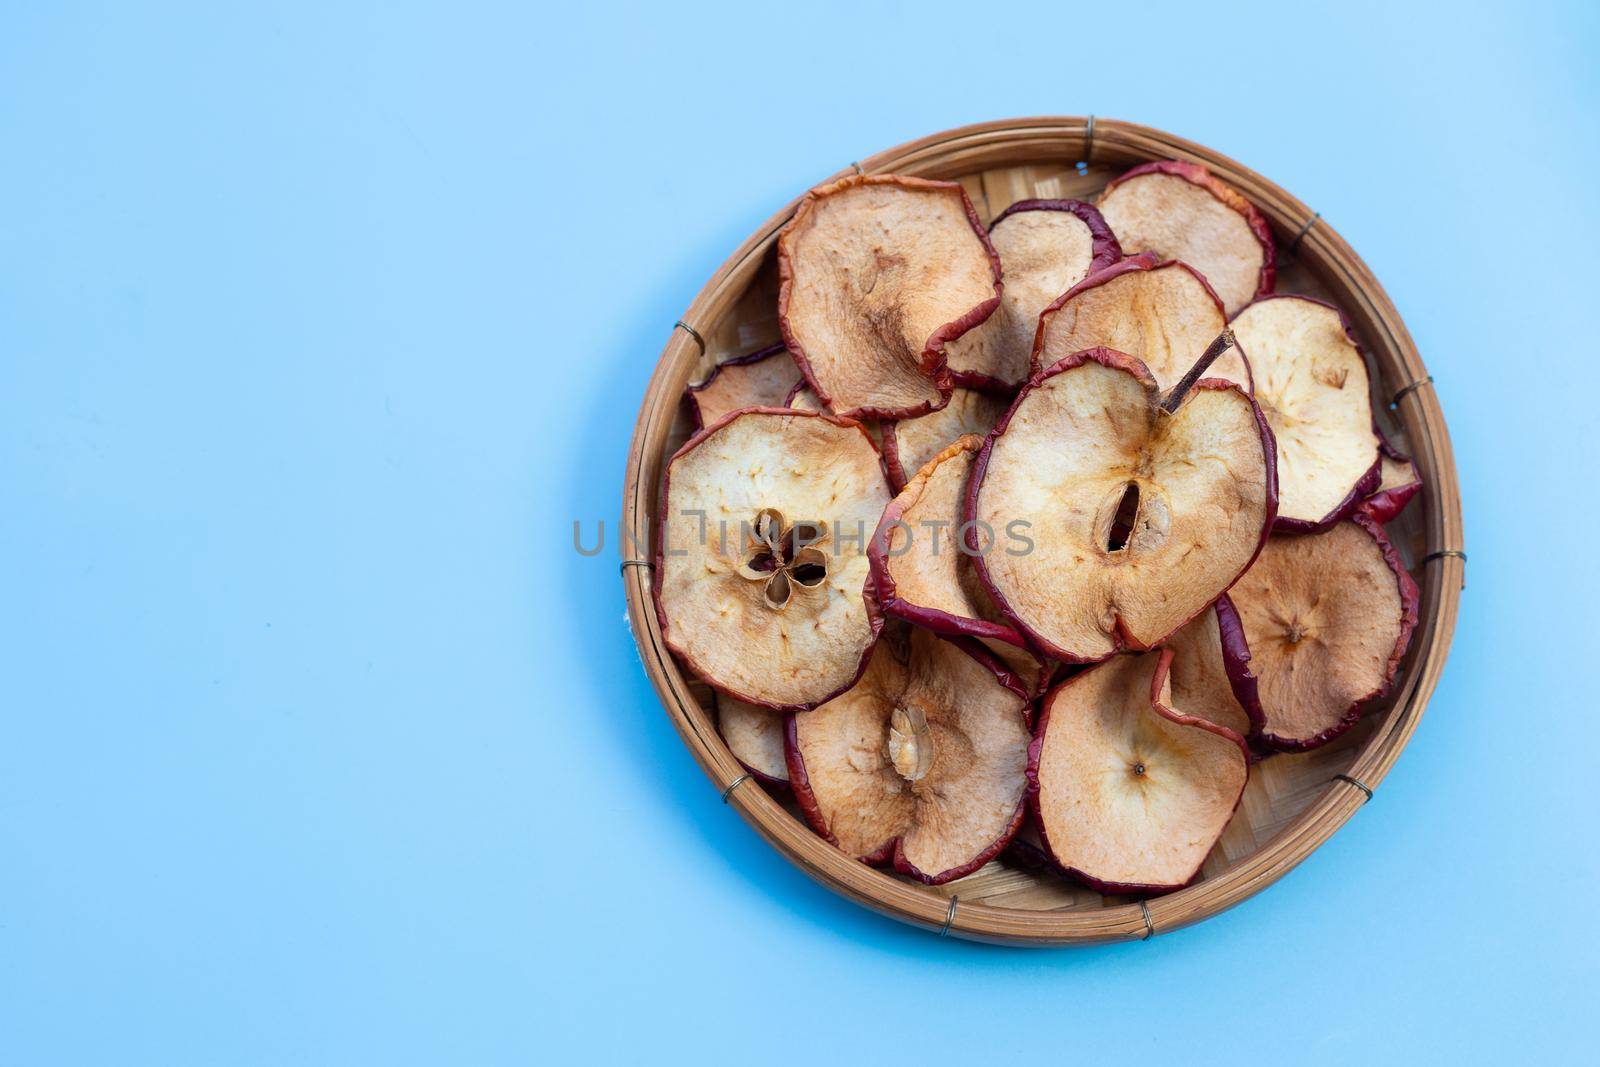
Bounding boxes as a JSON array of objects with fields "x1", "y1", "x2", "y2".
[
  {"x1": 786, "y1": 626, "x2": 1031, "y2": 884},
  {"x1": 1163, "y1": 597, "x2": 1253, "y2": 736},
  {"x1": 716, "y1": 692, "x2": 789, "y2": 786},
  {"x1": 1223, "y1": 514, "x2": 1420, "y2": 751},
  {"x1": 1028, "y1": 649, "x2": 1249, "y2": 894},
  {"x1": 1097, "y1": 160, "x2": 1276, "y2": 316},
  {"x1": 882, "y1": 388, "x2": 1007, "y2": 491},
  {"x1": 654, "y1": 409, "x2": 891, "y2": 710},
  {"x1": 778, "y1": 174, "x2": 1002, "y2": 420},
  {"x1": 686, "y1": 344, "x2": 803, "y2": 430},
  {"x1": 1361, "y1": 433, "x2": 1423, "y2": 523},
  {"x1": 969, "y1": 347, "x2": 1276, "y2": 663},
  {"x1": 870, "y1": 435, "x2": 1049, "y2": 696},
  {"x1": 945, "y1": 199, "x2": 1121, "y2": 392},
  {"x1": 1229, "y1": 295, "x2": 1382, "y2": 531},
  {"x1": 1032, "y1": 255, "x2": 1252, "y2": 392}
]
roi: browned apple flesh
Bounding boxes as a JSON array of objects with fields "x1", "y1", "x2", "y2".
[
  {"x1": 944, "y1": 199, "x2": 1121, "y2": 391},
  {"x1": 1362, "y1": 435, "x2": 1423, "y2": 523},
  {"x1": 787, "y1": 628, "x2": 1031, "y2": 883},
  {"x1": 1097, "y1": 160, "x2": 1276, "y2": 316},
  {"x1": 716, "y1": 692, "x2": 789, "y2": 785},
  {"x1": 970, "y1": 348, "x2": 1276, "y2": 662},
  {"x1": 1032, "y1": 255, "x2": 1251, "y2": 391},
  {"x1": 778, "y1": 174, "x2": 1001, "y2": 420},
  {"x1": 882, "y1": 387, "x2": 1006, "y2": 490},
  {"x1": 1229, "y1": 295, "x2": 1381, "y2": 530},
  {"x1": 870, "y1": 436, "x2": 1048, "y2": 696},
  {"x1": 1163, "y1": 599, "x2": 1253, "y2": 736},
  {"x1": 1029, "y1": 649, "x2": 1248, "y2": 893},
  {"x1": 654, "y1": 410, "x2": 891, "y2": 710},
  {"x1": 685, "y1": 345, "x2": 804, "y2": 430},
  {"x1": 1225, "y1": 514, "x2": 1420, "y2": 750}
]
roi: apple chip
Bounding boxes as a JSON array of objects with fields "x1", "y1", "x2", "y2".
[
  {"x1": 882, "y1": 388, "x2": 1006, "y2": 491},
  {"x1": 785, "y1": 383, "x2": 824, "y2": 412},
  {"x1": 1098, "y1": 160, "x2": 1276, "y2": 316},
  {"x1": 1230, "y1": 295, "x2": 1382, "y2": 530},
  {"x1": 870, "y1": 436, "x2": 1049, "y2": 696},
  {"x1": 1362, "y1": 434, "x2": 1423, "y2": 524},
  {"x1": 1163, "y1": 598, "x2": 1253, "y2": 736},
  {"x1": 1224, "y1": 514, "x2": 1420, "y2": 751},
  {"x1": 654, "y1": 410, "x2": 890, "y2": 710},
  {"x1": 970, "y1": 348, "x2": 1276, "y2": 662},
  {"x1": 716, "y1": 693, "x2": 788, "y2": 786},
  {"x1": 686, "y1": 344, "x2": 803, "y2": 430},
  {"x1": 778, "y1": 174, "x2": 1002, "y2": 420},
  {"x1": 785, "y1": 382, "x2": 885, "y2": 450},
  {"x1": 945, "y1": 199, "x2": 1121, "y2": 392},
  {"x1": 787, "y1": 627, "x2": 1031, "y2": 884},
  {"x1": 1032, "y1": 255, "x2": 1251, "y2": 391},
  {"x1": 1028, "y1": 649, "x2": 1248, "y2": 894}
]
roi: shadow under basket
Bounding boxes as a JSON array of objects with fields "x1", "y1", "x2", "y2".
[{"x1": 620, "y1": 117, "x2": 1464, "y2": 945}]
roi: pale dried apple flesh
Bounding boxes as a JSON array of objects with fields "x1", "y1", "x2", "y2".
[
  {"x1": 1032, "y1": 651, "x2": 1246, "y2": 890},
  {"x1": 780, "y1": 176, "x2": 997, "y2": 418},
  {"x1": 1229, "y1": 297, "x2": 1380, "y2": 528},
  {"x1": 973, "y1": 351, "x2": 1273, "y2": 661},
  {"x1": 790, "y1": 630, "x2": 1029, "y2": 881},
  {"x1": 1033, "y1": 260, "x2": 1249, "y2": 392},
  {"x1": 656, "y1": 411, "x2": 890, "y2": 708},
  {"x1": 946, "y1": 205, "x2": 1106, "y2": 388}
]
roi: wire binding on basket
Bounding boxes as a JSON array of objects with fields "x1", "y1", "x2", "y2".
[
  {"x1": 938, "y1": 896, "x2": 958, "y2": 937},
  {"x1": 1138, "y1": 900, "x2": 1155, "y2": 941},
  {"x1": 1332, "y1": 773, "x2": 1374, "y2": 803},
  {"x1": 1389, "y1": 376, "x2": 1434, "y2": 409},
  {"x1": 720, "y1": 773, "x2": 753, "y2": 803},
  {"x1": 1076, "y1": 115, "x2": 1095, "y2": 174},
  {"x1": 674, "y1": 320, "x2": 706, "y2": 356},
  {"x1": 620, "y1": 559, "x2": 654, "y2": 576},
  {"x1": 1422, "y1": 549, "x2": 1467, "y2": 590},
  {"x1": 850, "y1": 161, "x2": 864, "y2": 175},
  {"x1": 1288, "y1": 212, "x2": 1321, "y2": 253}
]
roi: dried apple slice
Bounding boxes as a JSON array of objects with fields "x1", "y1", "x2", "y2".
[
  {"x1": 786, "y1": 627, "x2": 1031, "y2": 884},
  {"x1": 1097, "y1": 160, "x2": 1275, "y2": 316},
  {"x1": 1163, "y1": 598, "x2": 1253, "y2": 736},
  {"x1": 944, "y1": 199, "x2": 1121, "y2": 392},
  {"x1": 1032, "y1": 255, "x2": 1251, "y2": 391},
  {"x1": 970, "y1": 347, "x2": 1276, "y2": 663},
  {"x1": 716, "y1": 693, "x2": 789, "y2": 786},
  {"x1": 686, "y1": 344, "x2": 803, "y2": 430},
  {"x1": 1361, "y1": 434, "x2": 1423, "y2": 523},
  {"x1": 654, "y1": 409, "x2": 890, "y2": 710},
  {"x1": 778, "y1": 174, "x2": 1002, "y2": 420},
  {"x1": 1229, "y1": 295, "x2": 1382, "y2": 530},
  {"x1": 882, "y1": 388, "x2": 1006, "y2": 491},
  {"x1": 1223, "y1": 514, "x2": 1420, "y2": 751},
  {"x1": 870, "y1": 436, "x2": 1049, "y2": 696},
  {"x1": 785, "y1": 381, "x2": 885, "y2": 451},
  {"x1": 785, "y1": 383, "x2": 825, "y2": 412},
  {"x1": 1028, "y1": 649, "x2": 1248, "y2": 894}
]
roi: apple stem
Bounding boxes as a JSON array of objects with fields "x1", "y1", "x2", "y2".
[{"x1": 1161, "y1": 328, "x2": 1237, "y2": 413}]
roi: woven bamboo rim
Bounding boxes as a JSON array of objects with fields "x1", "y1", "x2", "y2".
[{"x1": 620, "y1": 117, "x2": 1463, "y2": 944}]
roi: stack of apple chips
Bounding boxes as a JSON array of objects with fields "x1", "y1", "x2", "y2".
[{"x1": 659, "y1": 165, "x2": 1420, "y2": 893}]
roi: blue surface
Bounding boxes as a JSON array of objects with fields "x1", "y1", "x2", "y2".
[{"x1": 3, "y1": 2, "x2": 1597, "y2": 1062}]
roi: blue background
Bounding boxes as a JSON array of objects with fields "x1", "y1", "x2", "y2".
[{"x1": 3, "y1": 2, "x2": 1596, "y2": 1062}]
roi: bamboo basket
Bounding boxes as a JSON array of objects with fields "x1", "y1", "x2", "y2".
[{"x1": 620, "y1": 117, "x2": 1463, "y2": 944}]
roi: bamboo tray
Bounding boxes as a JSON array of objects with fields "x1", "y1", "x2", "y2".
[{"x1": 621, "y1": 117, "x2": 1463, "y2": 944}]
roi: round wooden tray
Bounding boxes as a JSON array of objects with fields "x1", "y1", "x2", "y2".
[{"x1": 621, "y1": 117, "x2": 1463, "y2": 945}]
